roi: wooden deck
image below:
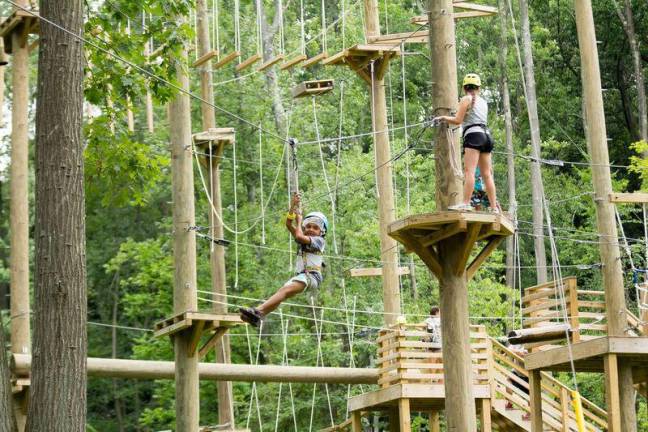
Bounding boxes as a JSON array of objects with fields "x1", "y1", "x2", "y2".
[
  {"x1": 291, "y1": 79, "x2": 334, "y2": 98},
  {"x1": 154, "y1": 311, "x2": 243, "y2": 358},
  {"x1": 388, "y1": 211, "x2": 515, "y2": 280},
  {"x1": 0, "y1": 9, "x2": 39, "y2": 54},
  {"x1": 525, "y1": 336, "x2": 648, "y2": 376},
  {"x1": 322, "y1": 44, "x2": 400, "y2": 83}
]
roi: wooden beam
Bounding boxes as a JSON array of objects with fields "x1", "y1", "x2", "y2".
[
  {"x1": 452, "y1": 1, "x2": 498, "y2": 14},
  {"x1": 13, "y1": 354, "x2": 379, "y2": 384},
  {"x1": 235, "y1": 53, "x2": 261, "y2": 72},
  {"x1": 257, "y1": 54, "x2": 285, "y2": 71},
  {"x1": 351, "y1": 412, "x2": 362, "y2": 432},
  {"x1": 213, "y1": 51, "x2": 240, "y2": 69},
  {"x1": 349, "y1": 266, "x2": 410, "y2": 277},
  {"x1": 398, "y1": 398, "x2": 411, "y2": 431},
  {"x1": 192, "y1": 49, "x2": 218, "y2": 68},
  {"x1": 466, "y1": 237, "x2": 504, "y2": 279},
  {"x1": 609, "y1": 192, "x2": 648, "y2": 204},
  {"x1": 454, "y1": 223, "x2": 481, "y2": 275},
  {"x1": 198, "y1": 327, "x2": 229, "y2": 359},
  {"x1": 420, "y1": 220, "x2": 467, "y2": 247},
  {"x1": 529, "y1": 370, "x2": 543, "y2": 432},
  {"x1": 604, "y1": 354, "x2": 621, "y2": 432},
  {"x1": 479, "y1": 398, "x2": 492, "y2": 432},
  {"x1": 302, "y1": 51, "x2": 328, "y2": 68},
  {"x1": 279, "y1": 54, "x2": 307, "y2": 70}
]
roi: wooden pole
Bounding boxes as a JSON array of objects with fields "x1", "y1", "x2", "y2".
[
  {"x1": 573, "y1": 1, "x2": 636, "y2": 430},
  {"x1": 168, "y1": 15, "x2": 199, "y2": 430},
  {"x1": 428, "y1": 1, "x2": 477, "y2": 431},
  {"x1": 12, "y1": 354, "x2": 378, "y2": 384},
  {"x1": 362, "y1": 0, "x2": 401, "y2": 325},
  {"x1": 195, "y1": 0, "x2": 235, "y2": 425},
  {"x1": 0, "y1": 39, "x2": 7, "y2": 127}
]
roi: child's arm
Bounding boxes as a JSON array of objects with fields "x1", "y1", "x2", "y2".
[
  {"x1": 285, "y1": 192, "x2": 300, "y2": 234},
  {"x1": 437, "y1": 96, "x2": 471, "y2": 125},
  {"x1": 291, "y1": 213, "x2": 312, "y2": 245}
]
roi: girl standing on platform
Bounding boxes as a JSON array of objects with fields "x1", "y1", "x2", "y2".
[{"x1": 436, "y1": 73, "x2": 499, "y2": 213}]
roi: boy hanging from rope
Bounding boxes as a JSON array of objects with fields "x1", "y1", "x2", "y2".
[{"x1": 239, "y1": 193, "x2": 328, "y2": 327}]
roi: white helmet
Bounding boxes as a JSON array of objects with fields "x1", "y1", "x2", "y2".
[{"x1": 303, "y1": 212, "x2": 328, "y2": 236}]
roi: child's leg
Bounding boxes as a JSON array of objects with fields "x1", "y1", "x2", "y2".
[
  {"x1": 462, "y1": 148, "x2": 480, "y2": 204},
  {"x1": 478, "y1": 152, "x2": 497, "y2": 208},
  {"x1": 257, "y1": 281, "x2": 307, "y2": 316}
]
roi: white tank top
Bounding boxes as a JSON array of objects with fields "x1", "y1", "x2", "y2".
[{"x1": 462, "y1": 95, "x2": 488, "y2": 136}]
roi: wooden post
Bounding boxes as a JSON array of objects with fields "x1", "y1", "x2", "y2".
[
  {"x1": 428, "y1": 1, "x2": 477, "y2": 431},
  {"x1": 529, "y1": 370, "x2": 543, "y2": 432},
  {"x1": 398, "y1": 398, "x2": 411, "y2": 432},
  {"x1": 479, "y1": 399, "x2": 492, "y2": 432},
  {"x1": 428, "y1": 411, "x2": 440, "y2": 432},
  {"x1": 560, "y1": 387, "x2": 570, "y2": 432},
  {"x1": 573, "y1": 1, "x2": 637, "y2": 429},
  {"x1": 9, "y1": 8, "x2": 31, "y2": 431},
  {"x1": 168, "y1": 16, "x2": 199, "y2": 431},
  {"x1": 362, "y1": 0, "x2": 401, "y2": 325},
  {"x1": 195, "y1": 0, "x2": 236, "y2": 425},
  {"x1": 0, "y1": 39, "x2": 7, "y2": 127},
  {"x1": 567, "y1": 278, "x2": 580, "y2": 343},
  {"x1": 351, "y1": 411, "x2": 362, "y2": 432},
  {"x1": 603, "y1": 354, "x2": 621, "y2": 432}
]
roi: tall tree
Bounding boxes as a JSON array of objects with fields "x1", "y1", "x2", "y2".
[
  {"x1": 519, "y1": 0, "x2": 548, "y2": 283},
  {"x1": 613, "y1": 0, "x2": 647, "y2": 143},
  {"x1": 499, "y1": 0, "x2": 517, "y2": 291},
  {"x1": 26, "y1": 0, "x2": 87, "y2": 430},
  {"x1": 0, "y1": 318, "x2": 17, "y2": 432}
]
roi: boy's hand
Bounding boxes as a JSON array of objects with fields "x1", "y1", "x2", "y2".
[{"x1": 291, "y1": 192, "x2": 302, "y2": 213}]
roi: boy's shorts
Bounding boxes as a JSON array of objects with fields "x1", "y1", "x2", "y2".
[{"x1": 289, "y1": 272, "x2": 321, "y2": 291}]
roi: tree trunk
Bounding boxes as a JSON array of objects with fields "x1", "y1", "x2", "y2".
[
  {"x1": 614, "y1": 0, "x2": 647, "y2": 142},
  {"x1": 519, "y1": 0, "x2": 548, "y2": 284},
  {"x1": 499, "y1": 0, "x2": 517, "y2": 291},
  {"x1": 26, "y1": 0, "x2": 87, "y2": 431},
  {"x1": 0, "y1": 318, "x2": 17, "y2": 432}
]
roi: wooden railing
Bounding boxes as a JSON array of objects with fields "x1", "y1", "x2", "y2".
[
  {"x1": 491, "y1": 339, "x2": 607, "y2": 431},
  {"x1": 376, "y1": 323, "x2": 490, "y2": 388},
  {"x1": 521, "y1": 277, "x2": 643, "y2": 348}
]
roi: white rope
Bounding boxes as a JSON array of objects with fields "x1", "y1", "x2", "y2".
[
  {"x1": 274, "y1": 312, "x2": 298, "y2": 432},
  {"x1": 643, "y1": 204, "x2": 648, "y2": 270},
  {"x1": 259, "y1": 125, "x2": 266, "y2": 244},
  {"x1": 234, "y1": 0, "x2": 241, "y2": 55},
  {"x1": 300, "y1": 0, "x2": 305, "y2": 55},
  {"x1": 341, "y1": 0, "x2": 346, "y2": 49},
  {"x1": 234, "y1": 137, "x2": 239, "y2": 288},
  {"x1": 279, "y1": 0, "x2": 285, "y2": 54},
  {"x1": 369, "y1": 61, "x2": 380, "y2": 198},
  {"x1": 256, "y1": 0, "x2": 262, "y2": 54},
  {"x1": 245, "y1": 324, "x2": 264, "y2": 431},
  {"x1": 308, "y1": 301, "x2": 335, "y2": 431},
  {"x1": 615, "y1": 207, "x2": 636, "y2": 270},
  {"x1": 212, "y1": 0, "x2": 219, "y2": 57},
  {"x1": 321, "y1": 0, "x2": 327, "y2": 53}
]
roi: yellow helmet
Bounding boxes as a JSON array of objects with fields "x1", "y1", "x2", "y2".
[{"x1": 463, "y1": 73, "x2": 481, "y2": 87}]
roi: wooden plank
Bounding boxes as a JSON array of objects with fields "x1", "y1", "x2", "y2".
[
  {"x1": 188, "y1": 320, "x2": 206, "y2": 357},
  {"x1": 257, "y1": 54, "x2": 285, "y2": 71},
  {"x1": 453, "y1": 1, "x2": 498, "y2": 14},
  {"x1": 609, "y1": 192, "x2": 648, "y2": 204},
  {"x1": 213, "y1": 51, "x2": 240, "y2": 69},
  {"x1": 351, "y1": 412, "x2": 362, "y2": 432},
  {"x1": 154, "y1": 318, "x2": 191, "y2": 338},
  {"x1": 349, "y1": 266, "x2": 410, "y2": 277},
  {"x1": 480, "y1": 398, "x2": 492, "y2": 432},
  {"x1": 198, "y1": 327, "x2": 229, "y2": 359},
  {"x1": 279, "y1": 54, "x2": 307, "y2": 70},
  {"x1": 454, "y1": 223, "x2": 481, "y2": 275},
  {"x1": 291, "y1": 79, "x2": 334, "y2": 98},
  {"x1": 466, "y1": 237, "x2": 504, "y2": 279},
  {"x1": 235, "y1": 53, "x2": 261, "y2": 72},
  {"x1": 420, "y1": 220, "x2": 467, "y2": 247},
  {"x1": 302, "y1": 51, "x2": 328, "y2": 68},
  {"x1": 454, "y1": 10, "x2": 495, "y2": 19},
  {"x1": 524, "y1": 337, "x2": 610, "y2": 371},
  {"x1": 529, "y1": 370, "x2": 543, "y2": 432},
  {"x1": 321, "y1": 49, "x2": 348, "y2": 66},
  {"x1": 192, "y1": 49, "x2": 218, "y2": 67},
  {"x1": 368, "y1": 29, "x2": 430, "y2": 46}
]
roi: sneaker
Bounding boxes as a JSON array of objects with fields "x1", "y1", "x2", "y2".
[
  {"x1": 505, "y1": 401, "x2": 514, "y2": 410},
  {"x1": 522, "y1": 413, "x2": 531, "y2": 421},
  {"x1": 488, "y1": 206, "x2": 500, "y2": 214},
  {"x1": 239, "y1": 307, "x2": 264, "y2": 327},
  {"x1": 447, "y1": 203, "x2": 473, "y2": 212}
]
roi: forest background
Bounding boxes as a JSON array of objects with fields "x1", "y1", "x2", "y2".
[{"x1": 0, "y1": 0, "x2": 647, "y2": 430}]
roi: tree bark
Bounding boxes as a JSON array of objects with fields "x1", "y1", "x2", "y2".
[
  {"x1": 499, "y1": 0, "x2": 517, "y2": 291},
  {"x1": 519, "y1": 0, "x2": 548, "y2": 284},
  {"x1": 613, "y1": 0, "x2": 647, "y2": 142},
  {"x1": 0, "y1": 318, "x2": 17, "y2": 432},
  {"x1": 26, "y1": 0, "x2": 87, "y2": 430}
]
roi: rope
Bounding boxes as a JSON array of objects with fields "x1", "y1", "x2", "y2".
[
  {"x1": 213, "y1": 0, "x2": 219, "y2": 58},
  {"x1": 234, "y1": 0, "x2": 241, "y2": 56},
  {"x1": 233, "y1": 137, "x2": 239, "y2": 288},
  {"x1": 308, "y1": 301, "x2": 335, "y2": 430},
  {"x1": 300, "y1": 0, "x2": 305, "y2": 56},
  {"x1": 321, "y1": 0, "x2": 327, "y2": 53},
  {"x1": 259, "y1": 125, "x2": 266, "y2": 244},
  {"x1": 245, "y1": 323, "x2": 264, "y2": 431}
]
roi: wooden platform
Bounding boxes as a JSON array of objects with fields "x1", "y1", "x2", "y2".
[
  {"x1": 154, "y1": 311, "x2": 243, "y2": 358},
  {"x1": 193, "y1": 127, "x2": 235, "y2": 165},
  {"x1": 257, "y1": 54, "x2": 285, "y2": 71},
  {"x1": 525, "y1": 336, "x2": 648, "y2": 376},
  {"x1": 291, "y1": 79, "x2": 334, "y2": 98},
  {"x1": 199, "y1": 427, "x2": 249, "y2": 432},
  {"x1": 322, "y1": 44, "x2": 400, "y2": 84},
  {"x1": 388, "y1": 211, "x2": 515, "y2": 280},
  {"x1": 348, "y1": 383, "x2": 491, "y2": 412},
  {"x1": 411, "y1": 2, "x2": 498, "y2": 24},
  {"x1": 0, "y1": 9, "x2": 39, "y2": 54},
  {"x1": 11, "y1": 376, "x2": 29, "y2": 395}
]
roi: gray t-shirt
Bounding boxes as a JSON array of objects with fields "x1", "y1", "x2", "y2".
[
  {"x1": 424, "y1": 316, "x2": 442, "y2": 346},
  {"x1": 462, "y1": 95, "x2": 488, "y2": 136},
  {"x1": 295, "y1": 236, "x2": 325, "y2": 282}
]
